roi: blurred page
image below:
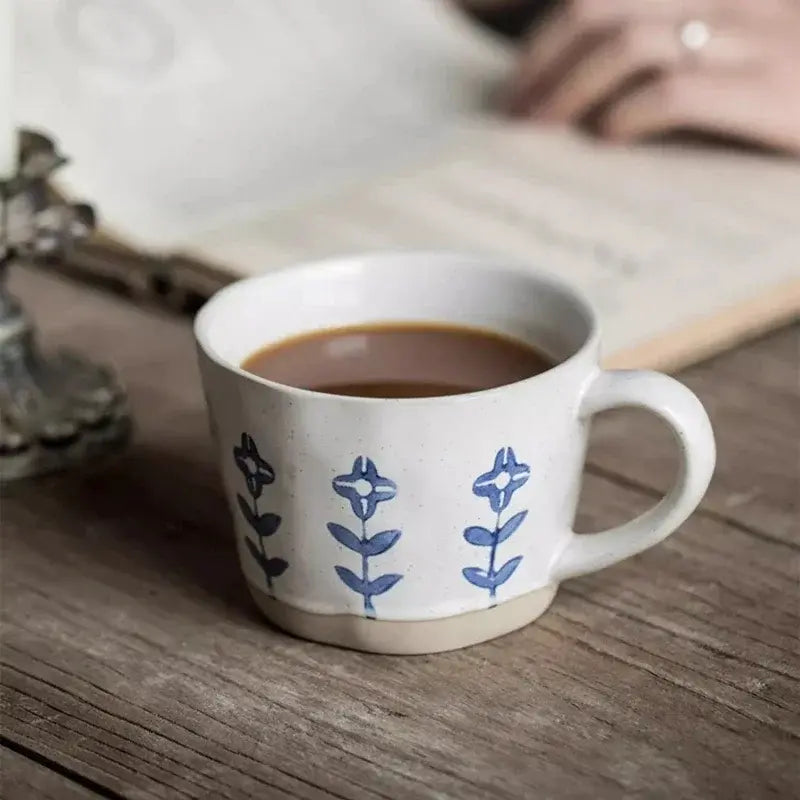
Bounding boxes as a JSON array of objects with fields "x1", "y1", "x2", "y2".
[
  {"x1": 15, "y1": 0, "x2": 509, "y2": 247},
  {"x1": 188, "y1": 123, "x2": 800, "y2": 359},
  {"x1": 14, "y1": 1, "x2": 799, "y2": 363}
]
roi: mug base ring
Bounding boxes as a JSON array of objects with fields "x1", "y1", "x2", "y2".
[{"x1": 247, "y1": 582, "x2": 559, "y2": 654}]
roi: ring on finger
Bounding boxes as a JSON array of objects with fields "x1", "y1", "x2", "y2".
[{"x1": 677, "y1": 19, "x2": 712, "y2": 63}]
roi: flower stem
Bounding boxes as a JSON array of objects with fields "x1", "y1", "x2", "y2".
[
  {"x1": 488, "y1": 509, "x2": 502, "y2": 603},
  {"x1": 361, "y1": 518, "x2": 374, "y2": 618},
  {"x1": 254, "y1": 497, "x2": 272, "y2": 592}
]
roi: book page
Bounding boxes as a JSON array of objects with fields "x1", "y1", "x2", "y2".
[
  {"x1": 187, "y1": 123, "x2": 800, "y2": 360},
  {"x1": 15, "y1": 1, "x2": 800, "y2": 365},
  {"x1": 15, "y1": 0, "x2": 509, "y2": 248}
]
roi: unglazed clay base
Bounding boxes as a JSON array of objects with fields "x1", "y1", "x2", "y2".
[{"x1": 247, "y1": 582, "x2": 559, "y2": 654}]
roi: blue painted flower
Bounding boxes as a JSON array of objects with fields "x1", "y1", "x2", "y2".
[
  {"x1": 333, "y1": 456, "x2": 397, "y2": 522},
  {"x1": 463, "y1": 446, "x2": 531, "y2": 602},
  {"x1": 329, "y1": 456, "x2": 402, "y2": 617},
  {"x1": 233, "y1": 433, "x2": 275, "y2": 499},
  {"x1": 232, "y1": 432, "x2": 287, "y2": 591},
  {"x1": 472, "y1": 447, "x2": 530, "y2": 513}
]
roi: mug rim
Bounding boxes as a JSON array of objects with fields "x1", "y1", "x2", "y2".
[{"x1": 194, "y1": 250, "x2": 601, "y2": 405}]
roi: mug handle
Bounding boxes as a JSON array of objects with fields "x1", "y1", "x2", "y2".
[{"x1": 550, "y1": 370, "x2": 716, "y2": 582}]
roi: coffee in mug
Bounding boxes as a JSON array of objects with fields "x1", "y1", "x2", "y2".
[{"x1": 241, "y1": 322, "x2": 554, "y2": 399}]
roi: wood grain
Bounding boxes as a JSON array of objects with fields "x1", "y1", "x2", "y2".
[
  {"x1": 1, "y1": 745, "x2": 104, "y2": 800},
  {"x1": 2, "y1": 267, "x2": 798, "y2": 799},
  {"x1": 2, "y1": 471, "x2": 797, "y2": 800}
]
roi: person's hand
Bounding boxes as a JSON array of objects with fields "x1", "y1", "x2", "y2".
[{"x1": 506, "y1": 0, "x2": 800, "y2": 154}]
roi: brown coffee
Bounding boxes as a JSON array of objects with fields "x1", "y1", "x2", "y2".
[{"x1": 241, "y1": 322, "x2": 553, "y2": 399}]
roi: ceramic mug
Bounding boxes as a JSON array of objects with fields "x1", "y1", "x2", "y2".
[{"x1": 195, "y1": 252, "x2": 716, "y2": 654}]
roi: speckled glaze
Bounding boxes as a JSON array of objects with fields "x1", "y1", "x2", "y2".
[{"x1": 195, "y1": 252, "x2": 715, "y2": 653}]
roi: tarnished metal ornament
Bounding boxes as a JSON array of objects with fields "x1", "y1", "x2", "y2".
[{"x1": 0, "y1": 131, "x2": 130, "y2": 481}]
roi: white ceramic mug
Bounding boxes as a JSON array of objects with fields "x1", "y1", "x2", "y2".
[{"x1": 195, "y1": 252, "x2": 716, "y2": 654}]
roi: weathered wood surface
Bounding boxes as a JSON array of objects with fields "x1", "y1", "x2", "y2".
[
  {"x1": 1, "y1": 746, "x2": 102, "y2": 799},
  {"x1": 2, "y1": 268, "x2": 798, "y2": 800}
]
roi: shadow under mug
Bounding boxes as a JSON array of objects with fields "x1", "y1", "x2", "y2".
[{"x1": 195, "y1": 252, "x2": 716, "y2": 654}]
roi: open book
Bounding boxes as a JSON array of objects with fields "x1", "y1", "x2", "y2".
[{"x1": 15, "y1": 0, "x2": 800, "y2": 369}]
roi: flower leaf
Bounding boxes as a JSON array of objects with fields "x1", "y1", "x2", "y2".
[
  {"x1": 496, "y1": 510, "x2": 528, "y2": 544},
  {"x1": 363, "y1": 529, "x2": 401, "y2": 556},
  {"x1": 327, "y1": 523, "x2": 364, "y2": 554},
  {"x1": 462, "y1": 566, "x2": 494, "y2": 589},
  {"x1": 492, "y1": 556, "x2": 523, "y2": 588},
  {"x1": 463, "y1": 525, "x2": 494, "y2": 547},
  {"x1": 334, "y1": 565, "x2": 365, "y2": 595},
  {"x1": 236, "y1": 494, "x2": 258, "y2": 530},
  {"x1": 256, "y1": 512, "x2": 282, "y2": 538},
  {"x1": 244, "y1": 537, "x2": 265, "y2": 570},
  {"x1": 367, "y1": 573, "x2": 403, "y2": 596},
  {"x1": 265, "y1": 557, "x2": 289, "y2": 578}
]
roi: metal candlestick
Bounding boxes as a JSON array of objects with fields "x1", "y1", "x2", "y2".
[{"x1": 0, "y1": 130, "x2": 130, "y2": 481}]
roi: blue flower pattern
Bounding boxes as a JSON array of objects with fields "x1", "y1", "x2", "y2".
[
  {"x1": 233, "y1": 433, "x2": 288, "y2": 591},
  {"x1": 233, "y1": 432, "x2": 275, "y2": 499},
  {"x1": 230, "y1": 436, "x2": 531, "y2": 612},
  {"x1": 473, "y1": 447, "x2": 531, "y2": 513},
  {"x1": 332, "y1": 457, "x2": 397, "y2": 521},
  {"x1": 328, "y1": 457, "x2": 402, "y2": 618},
  {"x1": 463, "y1": 447, "x2": 530, "y2": 603}
]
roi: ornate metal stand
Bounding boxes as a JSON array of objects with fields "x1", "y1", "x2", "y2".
[{"x1": 0, "y1": 131, "x2": 130, "y2": 481}]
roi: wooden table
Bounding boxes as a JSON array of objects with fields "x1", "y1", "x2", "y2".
[{"x1": 2, "y1": 267, "x2": 798, "y2": 800}]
